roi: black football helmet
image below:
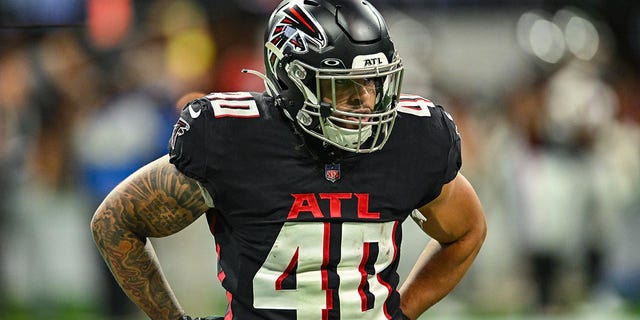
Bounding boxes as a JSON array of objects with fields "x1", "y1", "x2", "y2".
[{"x1": 247, "y1": 0, "x2": 404, "y2": 153}]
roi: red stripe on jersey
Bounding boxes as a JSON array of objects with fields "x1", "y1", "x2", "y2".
[
  {"x1": 321, "y1": 222, "x2": 330, "y2": 290},
  {"x1": 224, "y1": 291, "x2": 233, "y2": 320},
  {"x1": 217, "y1": 269, "x2": 226, "y2": 282},
  {"x1": 378, "y1": 273, "x2": 393, "y2": 319},
  {"x1": 216, "y1": 243, "x2": 226, "y2": 283},
  {"x1": 276, "y1": 248, "x2": 299, "y2": 290},
  {"x1": 321, "y1": 222, "x2": 332, "y2": 318},
  {"x1": 391, "y1": 221, "x2": 399, "y2": 261},
  {"x1": 216, "y1": 243, "x2": 224, "y2": 280},
  {"x1": 381, "y1": 221, "x2": 400, "y2": 319},
  {"x1": 358, "y1": 242, "x2": 371, "y2": 311}
]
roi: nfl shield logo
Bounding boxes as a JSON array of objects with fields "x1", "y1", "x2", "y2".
[{"x1": 324, "y1": 164, "x2": 341, "y2": 183}]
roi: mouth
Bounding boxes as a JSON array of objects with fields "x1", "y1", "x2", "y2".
[
  {"x1": 334, "y1": 115, "x2": 371, "y2": 129},
  {"x1": 329, "y1": 103, "x2": 374, "y2": 129}
]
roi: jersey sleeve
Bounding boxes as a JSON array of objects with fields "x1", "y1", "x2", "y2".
[
  {"x1": 419, "y1": 104, "x2": 462, "y2": 206},
  {"x1": 398, "y1": 96, "x2": 462, "y2": 207},
  {"x1": 168, "y1": 97, "x2": 211, "y2": 182},
  {"x1": 438, "y1": 104, "x2": 462, "y2": 184}
]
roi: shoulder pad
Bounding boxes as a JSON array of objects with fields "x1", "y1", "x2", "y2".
[{"x1": 168, "y1": 97, "x2": 212, "y2": 182}]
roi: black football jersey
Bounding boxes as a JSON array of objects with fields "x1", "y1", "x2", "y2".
[{"x1": 169, "y1": 92, "x2": 461, "y2": 320}]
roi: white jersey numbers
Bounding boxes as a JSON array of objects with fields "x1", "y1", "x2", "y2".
[
  {"x1": 253, "y1": 221, "x2": 398, "y2": 319},
  {"x1": 207, "y1": 92, "x2": 260, "y2": 118},
  {"x1": 397, "y1": 95, "x2": 435, "y2": 117},
  {"x1": 338, "y1": 222, "x2": 397, "y2": 319},
  {"x1": 253, "y1": 223, "x2": 328, "y2": 317}
]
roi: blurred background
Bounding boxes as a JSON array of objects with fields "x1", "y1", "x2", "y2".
[{"x1": 1, "y1": 0, "x2": 639, "y2": 319}]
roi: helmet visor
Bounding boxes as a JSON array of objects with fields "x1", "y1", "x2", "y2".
[
  {"x1": 316, "y1": 62, "x2": 402, "y2": 112},
  {"x1": 315, "y1": 63, "x2": 402, "y2": 131}
]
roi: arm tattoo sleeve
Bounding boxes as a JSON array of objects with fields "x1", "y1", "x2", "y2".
[{"x1": 90, "y1": 155, "x2": 210, "y2": 320}]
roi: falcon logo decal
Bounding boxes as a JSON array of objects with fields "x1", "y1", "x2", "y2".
[
  {"x1": 169, "y1": 117, "x2": 190, "y2": 150},
  {"x1": 267, "y1": 1, "x2": 326, "y2": 68}
]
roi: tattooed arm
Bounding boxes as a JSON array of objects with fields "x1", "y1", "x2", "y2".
[{"x1": 90, "y1": 155, "x2": 211, "y2": 320}]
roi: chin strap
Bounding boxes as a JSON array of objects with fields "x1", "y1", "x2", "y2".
[{"x1": 322, "y1": 120, "x2": 373, "y2": 151}]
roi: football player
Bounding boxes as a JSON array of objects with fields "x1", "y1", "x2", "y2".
[{"x1": 90, "y1": 0, "x2": 486, "y2": 319}]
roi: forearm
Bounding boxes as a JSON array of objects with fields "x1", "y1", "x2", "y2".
[
  {"x1": 92, "y1": 212, "x2": 184, "y2": 320},
  {"x1": 88, "y1": 156, "x2": 211, "y2": 320},
  {"x1": 399, "y1": 233, "x2": 483, "y2": 319}
]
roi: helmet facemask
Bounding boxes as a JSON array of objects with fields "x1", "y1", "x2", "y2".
[{"x1": 289, "y1": 58, "x2": 404, "y2": 153}]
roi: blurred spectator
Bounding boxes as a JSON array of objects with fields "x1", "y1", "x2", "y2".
[
  {"x1": 1, "y1": 30, "x2": 102, "y2": 318},
  {"x1": 599, "y1": 70, "x2": 640, "y2": 308},
  {"x1": 0, "y1": 40, "x2": 33, "y2": 317},
  {"x1": 73, "y1": 16, "x2": 182, "y2": 317}
]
